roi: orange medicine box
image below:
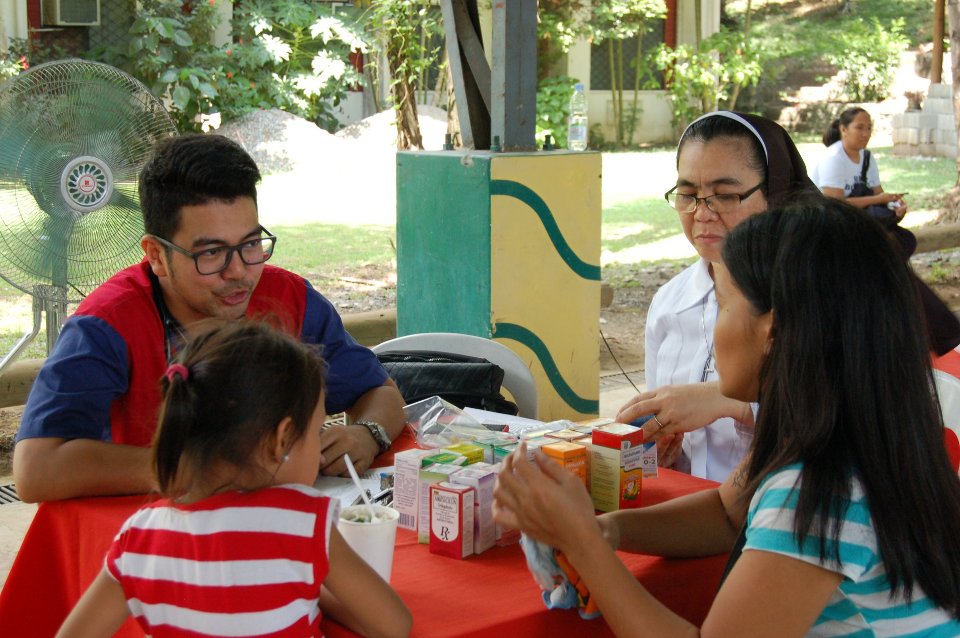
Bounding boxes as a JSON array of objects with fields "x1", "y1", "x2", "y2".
[
  {"x1": 590, "y1": 423, "x2": 644, "y2": 512},
  {"x1": 429, "y1": 482, "x2": 475, "y2": 559},
  {"x1": 541, "y1": 441, "x2": 587, "y2": 485}
]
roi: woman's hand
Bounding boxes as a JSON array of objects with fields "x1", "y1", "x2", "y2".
[
  {"x1": 615, "y1": 382, "x2": 746, "y2": 439},
  {"x1": 493, "y1": 443, "x2": 603, "y2": 553},
  {"x1": 652, "y1": 431, "x2": 685, "y2": 467}
]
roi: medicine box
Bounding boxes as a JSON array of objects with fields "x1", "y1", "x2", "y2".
[
  {"x1": 394, "y1": 448, "x2": 436, "y2": 531},
  {"x1": 429, "y1": 482, "x2": 475, "y2": 559},
  {"x1": 422, "y1": 451, "x2": 466, "y2": 467},
  {"x1": 541, "y1": 440, "x2": 587, "y2": 485},
  {"x1": 590, "y1": 423, "x2": 644, "y2": 512},
  {"x1": 484, "y1": 463, "x2": 519, "y2": 546},
  {"x1": 545, "y1": 428, "x2": 590, "y2": 443},
  {"x1": 443, "y1": 442, "x2": 485, "y2": 465},
  {"x1": 451, "y1": 466, "x2": 497, "y2": 553},
  {"x1": 418, "y1": 463, "x2": 466, "y2": 542}
]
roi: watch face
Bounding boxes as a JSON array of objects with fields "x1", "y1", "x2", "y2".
[{"x1": 358, "y1": 420, "x2": 390, "y2": 453}]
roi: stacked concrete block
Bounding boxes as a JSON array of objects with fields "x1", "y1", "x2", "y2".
[{"x1": 893, "y1": 83, "x2": 957, "y2": 157}]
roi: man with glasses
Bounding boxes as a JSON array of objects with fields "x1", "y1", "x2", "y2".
[{"x1": 13, "y1": 134, "x2": 406, "y2": 502}]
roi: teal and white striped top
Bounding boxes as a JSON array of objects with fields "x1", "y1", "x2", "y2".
[{"x1": 745, "y1": 464, "x2": 960, "y2": 636}]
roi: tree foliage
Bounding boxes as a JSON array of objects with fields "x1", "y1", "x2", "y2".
[
  {"x1": 96, "y1": 0, "x2": 365, "y2": 132},
  {"x1": 363, "y1": 1, "x2": 445, "y2": 150}
]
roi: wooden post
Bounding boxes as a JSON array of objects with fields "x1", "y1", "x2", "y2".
[
  {"x1": 933, "y1": 0, "x2": 946, "y2": 84},
  {"x1": 439, "y1": 0, "x2": 490, "y2": 149},
  {"x1": 490, "y1": 0, "x2": 537, "y2": 151}
]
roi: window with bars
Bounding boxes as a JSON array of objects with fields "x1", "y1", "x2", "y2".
[{"x1": 589, "y1": 22, "x2": 666, "y2": 91}]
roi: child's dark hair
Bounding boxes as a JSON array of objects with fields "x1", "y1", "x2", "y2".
[
  {"x1": 139, "y1": 134, "x2": 261, "y2": 241},
  {"x1": 822, "y1": 107, "x2": 868, "y2": 147},
  {"x1": 153, "y1": 320, "x2": 326, "y2": 496}
]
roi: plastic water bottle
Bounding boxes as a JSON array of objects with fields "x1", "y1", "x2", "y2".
[{"x1": 567, "y1": 83, "x2": 588, "y2": 151}]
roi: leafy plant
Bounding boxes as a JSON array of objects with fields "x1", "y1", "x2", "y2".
[
  {"x1": 362, "y1": 1, "x2": 444, "y2": 150},
  {"x1": 226, "y1": 0, "x2": 367, "y2": 130},
  {"x1": 536, "y1": 76, "x2": 576, "y2": 148},
  {"x1": 96, "y1": 0, "x2": 366, "y2": 132},
  {"x1": 823, "y1": 17, "x2": 908, "y2": 102},
  {"x1": 96, "y1": 0, "x2": 223, "y2": 132},
  {"x1": 654, "y1": 26, "x2": 762, "y2": 133}
]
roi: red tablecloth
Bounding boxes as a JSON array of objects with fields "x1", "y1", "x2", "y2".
[
  {"x1": 934, "y1": 351, "x2": 960, "y2": 470},
  {"x1": 0, "y1": 463, "x2": 724, "y2": 637}
]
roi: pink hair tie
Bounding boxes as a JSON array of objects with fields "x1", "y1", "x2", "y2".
[{"x1": 165, "y1": 363, "x2": 190, "y2": 383}]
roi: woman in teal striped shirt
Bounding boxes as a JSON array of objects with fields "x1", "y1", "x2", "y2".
[{"x1": 494, "y1": 196, "x2": 960, "y2": 636}]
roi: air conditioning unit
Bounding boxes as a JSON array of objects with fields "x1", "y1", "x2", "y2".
[{"x1": 42, "y1": 0, "x2": 101, "y2": 27}]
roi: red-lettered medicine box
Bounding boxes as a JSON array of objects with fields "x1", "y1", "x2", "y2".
[
  {"x1": 429, "y1": 482, "x2": 475, "y2": 559},
  {"x1": 590, "y1": 423, "x2": 644, "y2": 512}
]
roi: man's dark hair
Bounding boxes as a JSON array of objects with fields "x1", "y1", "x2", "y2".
[{"x1": 139, "y1": 134, "x2": 261, "y2": 240}]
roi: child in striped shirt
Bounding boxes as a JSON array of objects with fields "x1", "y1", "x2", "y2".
[{"x1": 58, "y1": 321, "x2": 411, "y2": 638}]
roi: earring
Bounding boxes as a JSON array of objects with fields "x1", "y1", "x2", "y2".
[{"x1": 278, "y1": 453, "x2": 289, "y2": 464}]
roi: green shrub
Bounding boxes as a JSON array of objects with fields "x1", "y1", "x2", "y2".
[
  {"x1": 97, "y1": 0, "x2": 365, "y2": 132},
  {"x1": 824, "y1": 18, "x2": 908, "y2": 103},
  {"x1": 536, "y1": 76, "x2": 576, "y2": 148}
]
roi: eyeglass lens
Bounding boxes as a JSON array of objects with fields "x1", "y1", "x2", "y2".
[{"x1": 196, "y1": 237, "x2": 275, "y2": 274}]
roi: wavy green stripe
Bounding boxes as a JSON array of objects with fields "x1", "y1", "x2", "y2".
[
  {"x1": 494, "y1": 322, "x2": 598, "y2": 414},
  {"x1": 490, "y1": 179, "x2": 601, "y2": 281}
]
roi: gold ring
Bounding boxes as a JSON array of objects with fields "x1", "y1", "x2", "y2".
[{"x1": 652, "y1": 414, "x2": 666, "y2": 433}]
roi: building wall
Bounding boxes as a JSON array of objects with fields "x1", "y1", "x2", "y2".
[{"x1": 569, "y1": 0, "x2": 721, "y2": 145}]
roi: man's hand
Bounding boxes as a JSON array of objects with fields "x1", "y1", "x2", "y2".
[{"x1": 318, "y1": 425, "x2": 379, "y2": 476}]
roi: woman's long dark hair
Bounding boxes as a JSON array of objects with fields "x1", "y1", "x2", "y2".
[
  {"x1": 723, "y1": 197, "x2": 960, "y2": 615},
  {"x1": 153, "y1": 320, "x2": 326, "y2": 496},
  {"x1": 823, "y1": 107, "x2": 868, "y2": 146}
]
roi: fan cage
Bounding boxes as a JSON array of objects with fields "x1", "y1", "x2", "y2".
[{"x1": 0, "y1": 59, "x2": 177, "y2": 303}]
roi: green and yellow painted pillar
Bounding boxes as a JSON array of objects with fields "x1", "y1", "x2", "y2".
[{"x1": 396, "y1": 150, "x2": 602, "y2": 421}]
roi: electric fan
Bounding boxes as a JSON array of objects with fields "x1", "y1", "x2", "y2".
[{"x1": 0, "y1": 59, "x2": 177, "y2": 373}]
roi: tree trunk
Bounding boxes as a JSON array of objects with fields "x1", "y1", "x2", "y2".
[
  {"x1": 608, "y1": 40, "x2": 621, "y2": 146},
  {"x1": 387, "y1": 42, "x2": 423, "y2": 150},
  {"x1": 694, "y1": 0, "x2": 702, "y2": 50},
  {"x1": 617, "y1": 39, "x2": 625, "y2": 145},
  {"x1": 942, "y1": 0, "x2": 960, "y2": 222},
  {"x1": 727, "y1": 0, "x2": 753, "y2": 111},
  {"x1": 948, "y1": 0, "x2": 960, "y2": 188}
]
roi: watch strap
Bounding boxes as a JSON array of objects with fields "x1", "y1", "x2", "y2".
[{"x1": 354, "y1": 419, "x2": 392, "y2": 454}]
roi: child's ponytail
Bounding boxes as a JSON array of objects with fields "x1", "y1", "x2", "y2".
[
  {"x1": 153, "y1": 363, "x2": 196, "y2": 494},
  {"x1": 151, "y1": 319, "x2": 326, "y2": 498}
]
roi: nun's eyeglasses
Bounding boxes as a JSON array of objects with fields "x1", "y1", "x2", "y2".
[{"x1": 664, "y1": 182, "x2": 765, "y2": 215}]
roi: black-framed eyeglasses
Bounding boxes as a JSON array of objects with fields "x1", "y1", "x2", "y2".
[
  {"x1": 152, "y1": 226, "x2": 277, "y2": 275},
  {"x1": 664, "y1": 182, "x2": 765, "y2": 215}
]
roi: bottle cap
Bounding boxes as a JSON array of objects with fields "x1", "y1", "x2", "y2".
[{"x1": 574, "y1": 83, "x2": 584, "y2": 90}]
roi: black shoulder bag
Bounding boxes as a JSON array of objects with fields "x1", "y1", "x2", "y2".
[
  {"x1": 851, "y1": 150, "x2": 898, "y2": 226},
  {"x1": 376, "y1": 350, "x2": 519, "y2": 415}
]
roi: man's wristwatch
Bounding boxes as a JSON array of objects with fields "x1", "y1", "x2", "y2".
[{"x1": 354, "y1": 419, "x2": 392, "y2": 454}]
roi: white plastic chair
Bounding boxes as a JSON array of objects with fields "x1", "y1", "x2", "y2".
[
  {"x1": 933, "y1": 369, "x2": 960, "y2": 445},
  {"x1": 372, "y1": 332, "x2": 538, "y2": 419}
]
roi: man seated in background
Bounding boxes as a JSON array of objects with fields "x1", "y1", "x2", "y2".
[{"x1": 13, "y1": 134, "x2": 405, "y2": 502}]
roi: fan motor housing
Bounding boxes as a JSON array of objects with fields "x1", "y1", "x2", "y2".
[{"x1": 60, "y1": 155, "x2": 113, "y2": 213}]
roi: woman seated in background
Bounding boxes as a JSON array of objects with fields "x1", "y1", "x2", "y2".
[
  {"x1": 617, "y1": 111, "x2": 817, "y2": 482},
  {"x1": 494, "y1": 196, "x2": 960, "y2": 637},
  {"x1": 811, "y1": 107, "x2": 960, "y2": 356},
  {"x1": 810, "y1": 107, "x2": 908, "y2": 219}
]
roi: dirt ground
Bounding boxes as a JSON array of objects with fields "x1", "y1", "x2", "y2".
[{"x1": 4, "y1": 250, "x2": 960, "y2": 485}]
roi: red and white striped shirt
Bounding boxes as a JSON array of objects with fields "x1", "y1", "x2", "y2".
[{"x1": 106, "y1": 484, "x2": 337, "y2": 637}]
